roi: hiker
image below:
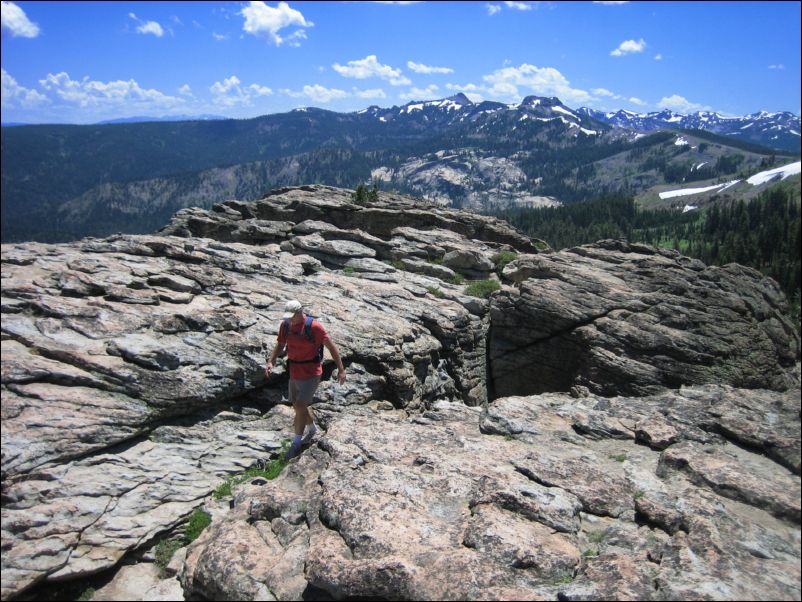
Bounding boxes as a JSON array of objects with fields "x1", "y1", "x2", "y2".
[{"x1": 265, "y1": 299, "x2": 346, "y2": 459}]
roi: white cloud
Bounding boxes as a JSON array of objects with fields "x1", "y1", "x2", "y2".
[
  {"x1": 178, "y1": 84, "x2": 193, "y2": 96},
  {"x1": 610, "y1": 38, "x2": 647, "y2": 57},
  {"x1": 487, "y1": 1, "x2": 535, "y2": 14},
  {"x1": 129, "y1": 13, "x2": 165, "y2": 37},
  {"x1": 629, "y1": 97, "x2": 646, "y2": 106},
  {"x1": 212, "y1": 32, "x2": 228, "y2": 41},
  {"x1": 1, "y1": 68, "x2": 48, "y2": 107},
  {"x1": 31, "y1": 71, "x2": 185, "y2": 122},
  {"x1": 333, "y1": 55, "x2": 410, "y2": 86},
  {"x1": 657, "y1": 94, "x2": 711, "y2": 114},
  {"x1": 138, "y1": 21, "x2": 165, "y2": 37},
  {"x1": 483, "y1": 63, "x2": 593, "y2": 105},
  {"x1": 354, "y1": 88, "x2": 387, "y2": 99},
  {"x1": 210, "y1": 75, "x2": 273, "y2": 106},
  {"x1": 654, "y1": 53, "x2": 663, "y2": 61},
  {"x1": 592, "y1": 87, "x2": 621, "y2": 99},
  {"x1": 768, "y1": 64, "x2": 785, "y2": 70},
  {"x1": 400, "y1": 84, "x2": 440, "y2": 100},
  {"x1": 281, "y1": 84, "x2": 348, "y2": 103},
  {"x1": 503, "y1": 1, "x2": 534, "y2": 9},
  {"x1": 407, "y1": 61, "x2": 454, "y2": 75},
  {"x1": 593, "y1": 1, "x2": 630, "y2": 4},
  {"x1": 240, "y1": 1, "x2": 313, "y2": 46},
  {"x1": 1, "y1": 1, "x2": 40, "y2": 37}
]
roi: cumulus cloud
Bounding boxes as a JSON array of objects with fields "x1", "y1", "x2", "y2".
[
  {"x1": 610, "y1": 38, "x2": 646, "y2": 57},
  {"x1": 483, "y1": 63, "x2": 593, "y2": 105},
  {"x1": 1, "y1": 1, "x2": 39, "y2": 37},
  {"x1": 129, "y1": 13, "x2": 165, "y2": 37},
  {"x1": 657, "y1": 94, "x2": 711, "y2": 114},
  {"x1": 353, "y1": 88, "x2": 387, "y2": 99},
  {"x1": 407, "y1": 61, "x2": 454, "y2": 75},
  {"x1": 1, "y1": 68, "x2": 48, "y2": 107},
  {"x1": 281, "y1": 84, "x2": 348, "y2": 103},
  {"x1": 210, "y1": 75, "x2": 273, "y2": 106},
  {"x1": 487, "y1": 1, "x2": 535, "y2": 14},
  {"x1": 592, "y1": 87, "x2": 621, "y2": 99},
  {"x1": 38, "y1": 72, "x2": 183, "y2": 109},
  {"x1": 241, "y1": 1, "x2": 313, "y2": 46},
  {"x1": 333, "y1": 55, "x2": 410, "y2": 86},
  {"x1": 400, "y1": 84, "x2": 440, "y2": 100},
  {"x1": 654, "y1": 53, "x2": 663, "y2": 61},
  {"x1": 629, "y1": 97, "x2": 646, "y2": 106},
  {"x1": 178, "y1": 84, "x2": 193, "y2": 97}
]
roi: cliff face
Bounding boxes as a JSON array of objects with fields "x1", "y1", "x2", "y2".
[{"x1": 1, "y1": 185, "x2": 799, "y2": 601}]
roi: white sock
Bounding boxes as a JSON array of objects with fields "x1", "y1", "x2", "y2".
[{"x1": 305, "y1": 423, "x2": 317, "y2": 436}]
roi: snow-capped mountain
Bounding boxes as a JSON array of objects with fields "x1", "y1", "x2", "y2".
[
  {"x1": 577, "y1": 107, "x2": 800, "y2": 153},
  {"x1": 359, "y1": 93, "x2": 607, "y2": 139}
]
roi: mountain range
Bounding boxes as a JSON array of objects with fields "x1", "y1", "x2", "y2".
[
  {"x1": 1, "y1": 93, "x2": 799, "y2": 243},
  {"x1": 577, "y1": 107, "x2": 800, "y2": 154}
]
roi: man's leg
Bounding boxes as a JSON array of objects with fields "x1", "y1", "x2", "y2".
[{"x1": 287, "y1": 377, "x2": 320, "y2": 459}]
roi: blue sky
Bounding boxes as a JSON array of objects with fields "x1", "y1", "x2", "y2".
[{"x1": 2, "y1": 1, "x2": 800, "y2": 124}]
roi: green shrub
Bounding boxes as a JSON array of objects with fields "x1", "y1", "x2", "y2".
[
  {"x1": 427, "y1": 287, "x2": 445, "y2": 298},
  {"x1": 154, "y1": 538, "x2": 184, "y2": 577},
  {"x1": 465, "y1": 279, "x2": 501, "y2": 299},
  {"x1": 492, "y1": 250, "x2": 517, "y2": 274},
  {"x1": 184, "y1": 509, "x2": 212, "y2": 543},
  {"x1": 448, "y1": 273, "x2": 465, "y2": 285},
  {"x1": 213, "y1": 440, "x2": 290, "y2": 500}
]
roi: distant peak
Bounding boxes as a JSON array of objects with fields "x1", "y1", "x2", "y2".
[
  {"x1": 446, "y1": 93, "x2": 473, "y2": 106},
  {"x1": 520, "y1": 95, "x2": 562, "y2": 107}
]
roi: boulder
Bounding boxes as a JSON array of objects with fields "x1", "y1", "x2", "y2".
[{"x1": 492, "y1": 240, "x2": 800, "y2": 398}]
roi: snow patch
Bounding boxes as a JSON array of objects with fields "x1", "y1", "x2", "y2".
[{"x1": 746, "y1": 161, "x2": 801, "y2": 186}]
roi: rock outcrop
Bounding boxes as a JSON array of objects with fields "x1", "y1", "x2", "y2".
[
  {"x1": 180, "y1": 387, "x2": 800, "y2": 601},
  {"x1": 493, "y1": 240, "x2": 800, "y2": 398},
  {"x1": 1, "y1": 185, "x2": 800, "y2": 601}
]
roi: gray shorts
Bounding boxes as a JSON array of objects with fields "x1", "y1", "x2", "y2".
[{"x1": 288, "y1": 376, "x2": 321, "y2": 405}]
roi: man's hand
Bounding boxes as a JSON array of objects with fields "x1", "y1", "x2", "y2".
[
  {"x1": 337, "y1": 367, "x2": 346, "y2": 385},
  {"x1": 265, "y1": 361, "x2": 273, "y2": 378}
]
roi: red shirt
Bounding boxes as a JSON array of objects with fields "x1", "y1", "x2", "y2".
[{"x1": 278, "y1": 317, "x2": 330, "y2": 380}]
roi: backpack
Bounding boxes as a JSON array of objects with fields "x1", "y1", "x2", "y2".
[{"x1": 281, "y1": 316, "x2": 324, "y2": 365}]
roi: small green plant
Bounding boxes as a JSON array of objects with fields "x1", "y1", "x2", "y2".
[
  {"x1": 427, "y1": 287, "x2": 446, "y2": 298},
  {"x1": 154, "y1": 538, "x2": 184, "y2": 577},
  {"x1": 343, "y1": 266, "x2": 355, "y2": 275},
  {"x1": 492, "y1": 250, "x2": 517, "y2": 274},
  {"x1": 448, "y1": 273, "x2": 465, "y2": 285},
  {"x1": 582, "y1": 548, "x2": 599, "y2": 558},
  {"x1": 554, "y1": 575, "x2": 574, "y2": 585},
  {"x1": 213, "y1": 441, "x2": 291, "y2": 500},
  {"x1": 634, "y1": 489, "x2": 645, "y2": 501},
  {"x1": 611, "y1": 453, "x2": 627, "y2": 462},
  {"x1": 385, "y1": 259, "x2": 405, "y2": 270},
  {"x1": 77, "y1": 587, "x2": 96, "y2": 601},
  {"x1": 587, "y1": 530, "x2": 606, "y2": 544},
  {"x1": 184, "y1": 509, "x2": 212, "y2": 543},
  {"x1": 465, "y1": 279, "x2": 501, "y2": 299}
]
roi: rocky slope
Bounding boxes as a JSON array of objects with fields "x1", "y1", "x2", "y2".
[{"x1": 1, "y1": 185, "x2": 799, "y2": 601}]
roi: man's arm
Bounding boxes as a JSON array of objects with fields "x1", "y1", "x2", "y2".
[
  {"x1": 323, "y1": 338, "x2": 347, "y2": 384},
  {"x1": 265, "y1": 341, "x2": 286, "y2": 377}
]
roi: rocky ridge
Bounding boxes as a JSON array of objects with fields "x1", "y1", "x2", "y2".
[{"x1": 1, "y1": 185, "x2": 800, "y2": 600}]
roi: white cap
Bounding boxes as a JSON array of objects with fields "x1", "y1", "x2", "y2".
[{"x1": 282, "y1": 299, "x2": 303, "y2": 319}]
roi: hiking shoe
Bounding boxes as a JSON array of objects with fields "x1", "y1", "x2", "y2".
[
  {"x1": 302, "y1": 425, "x2": 318, "y2": 445},
  {"x1": 285, "y1": 442, "x2": 302, "y2": 460}
]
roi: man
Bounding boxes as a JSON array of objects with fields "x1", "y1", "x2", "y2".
[{"x1": 265, "y1": 300, "x2": 346, "y2": 460}]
